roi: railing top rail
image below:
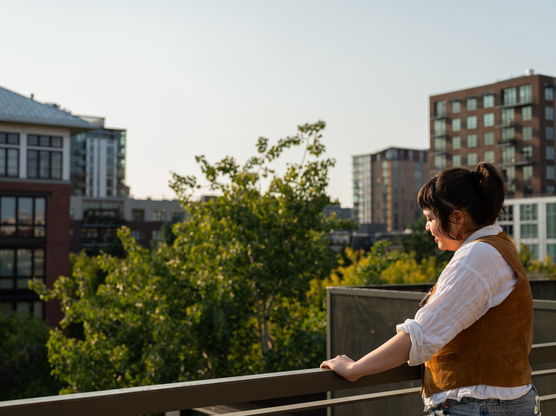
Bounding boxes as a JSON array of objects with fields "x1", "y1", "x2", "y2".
[{"x1": 1, "y1": 342, "x2": 554, "y2": 416}]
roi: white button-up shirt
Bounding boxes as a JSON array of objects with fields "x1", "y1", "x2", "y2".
[{"x1": 396, "y1": 224, "x2": 531, "y2": 407}]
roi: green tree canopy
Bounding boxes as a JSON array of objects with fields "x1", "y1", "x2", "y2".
[
  {"x1": 0, "y1": 312, "x2": 60, "y2": 400},
  {"x1": 32, "y1": 121, "x2": 349, "y2": 392}
]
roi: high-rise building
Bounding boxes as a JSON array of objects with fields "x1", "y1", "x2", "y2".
[
  {"x1": 429, "y1": 70, "x2": 556, "y2": 197},
  {"x1": 71, "y1": 116, "x2": 128, "y2": 197},
  {"x1": 353, "y1": 147, "x2": 428, "y2": 232},
  {"x1": 0, "y1": 86, "x2": 95, "y2": 324}
]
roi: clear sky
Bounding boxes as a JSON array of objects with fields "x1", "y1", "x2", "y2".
[{"x1": 2, "y1": 0, "x2": 555, "y2": 206}]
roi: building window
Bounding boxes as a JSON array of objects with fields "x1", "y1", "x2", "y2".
[
  {"x1": 0, "y1": 132, "x2": 20, "y2": 178},
  {"x1": 501, "y1": 108, "x2": 515, "y2": 125},
  {"x1": 466, "y1": 115, "x2": 478, "y2": 129},
  {"x1": 503, "y1": 87, "x2": 517, "y2": 106},
  {"x1": 483, "y1": 94, "x2": 495, "y2": 108},
  {"x1": 502, "y1": 127, "x2": 515, "y2": 142},
  {"x1": 27, "y1": 135, "x2": 63, "y2": 148},
  {"x1": 520, "y1": 204, "x2": 537, "y2": 221},
  {"x1": 500, "y1": 205, "x2": 513, "y2": 221},
  {"x1": 522, "y1": 146, "x2": 533, "y2": 159},
  {"x1": 523, "y1": 165, "x2": 533, "y2": 181},
  {"x1": 452, "y1": 136, "x2": 461, "y2": 149},
  {"x1": 547, "y1": 126, "x2": 555, "y2": 140},
  {"x1": 502, "y1": 146, "x2": 515, "y2": 164},
  {"x1": 0, "y1": 196, "x2": 46, "y2": 238},
  {"x1": 435, "y1": 101, "x2": 446, "y2": 117},
  {"x1": 467, "y1": 134, "x2": 478, "y2": 148},
  {"x1": 466, "y1": 97, "x2": 477, "y2": 111},
  {"x1": 0, "y1": 248, "x2": 44, "y2": 289},
  {"x1": 452, "y1": 154, "x2": 463, "y2": 167},
  {"x1": 519, "y1": 84, "x2": 532, "y2": 103},
  {"x1": 548, "y1": 244, "x2": 556, "y2": 261},
  {"x1": 546, "y1": 87, "x2": 554, "y2": 101},
  {"x1": 521, "y1": 224, "x2": 538, "y2": 239},
  {"x1": 546, "y1": 106, "x2": 554, "y2": 121},
  {"x1": 484, "y1": 150, "x2": 495, "y2": 163},
  {"x1": 451, "y1": 100, "x2": 461, "y2": 113},
  {"x1": 452, "y1": 118, "x2": 461, "y2": 132},
  {"x1": 152, "y1": 209, "x2": 167, "y2": 221},
  {"x1": 548, "y1": 165, "x2": 555, "y2": 180},
  {"x1": 547, "y1": 146, "x2": 554, "y2": 160},
  {"x1": 27, "y1": 150, "x2": 62, "y2": 179},
  {"x1": 152, "y1": 230, "x2": 162, "y2": 241},
  {"x1": 484, "y1": 131, "x2": 495, "y2": 146},
  {"x1": 522, "y1": 126, "x2": 533, "y2": 141},
  {"x1": 467, "y1": 152, "x2": 478, "y2": 166},
  {"x1": 522, "y1": 106, "x2": 532, "y2": 121},
  {"x1": 434, "y1": 120, "x2": 446, "y2": 136},
  {"x1": 131, "y1": 209, "x2": 145, "y2": 221},
  {"x1": 434, "y1": 137, "x2": 445, "y2": 151},
  {"x1": 483, "y1": 112, "x2": 495, "y2": 127},
  {"x1": 434, "y1": 154, "x2": 446, "y2": 169},
  {"x1": 27, "y1": 135, "x2": 63, "y2": 180},
  {"x1": 525, "y1": 244, "x2": 539, "y2": 259}
]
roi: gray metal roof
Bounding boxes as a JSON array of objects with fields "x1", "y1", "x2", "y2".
[{"x1": 0, "y1": 86, "x2": 96, "y2": 132}]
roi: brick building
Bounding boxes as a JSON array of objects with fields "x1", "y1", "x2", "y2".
[
  {"x1": 0, "y1": 86, "x2": 94, "y2": 325},
  {"x1": 353, "y1": 147, "x2": 428, "y2": 232},
  {"x1": 429, "y1": 71, "x2": 556, "y2": 197}
]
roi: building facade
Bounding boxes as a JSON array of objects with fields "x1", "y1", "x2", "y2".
[
  {"x1": 70, "y1": 196, "x2": 186, "y2": 254},
  {"x1": 430, "y1": 71, "x2": 556, "y2": 198},
  {"x1": 0, "y1": 86, "x2": 94, "y2": 324},
  {"x1": 71, "y1": 116, "x2": 128, "y2": 198},
  {"x1": 353, "y1": 147, "x2": 428, "y2": 232},
  {"x1": 499, "y1": 195, "x2": 556, "y2": 261}
]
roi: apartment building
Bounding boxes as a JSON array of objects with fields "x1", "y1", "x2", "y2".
[
  {"x1": 430, "y1": 71, "x2": 556, "y2": 197},
  {"x1": 499, "y1": 195, "x2": 556, "y2": 261},
  {"x1": 71, "y1": 116, "x2": 129, "y2": 198},
  {"x1": 0, "y1": 86, "x2": 94, "y2": 324},
  {"x1": 353, "y1": 147, "x2": 428, "y2": 232}
]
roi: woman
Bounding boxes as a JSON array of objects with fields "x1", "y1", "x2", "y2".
[{"x1": 321, "y1": 163, "x2": 540, "y2": 415}]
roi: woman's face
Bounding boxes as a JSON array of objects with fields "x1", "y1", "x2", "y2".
[{"x1": 423, "y1": 209, "x2": 463, "y2": 251}]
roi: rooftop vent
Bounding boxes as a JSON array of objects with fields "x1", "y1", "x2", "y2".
[{"x1": 525, "y1": 68, "x2": 535, "y2": 76}]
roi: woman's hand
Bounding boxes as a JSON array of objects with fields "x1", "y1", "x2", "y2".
[
  {"x1": 320, "y1": 332, "x2": 412, "y2": 383},
  {"x1": 320, "y1": 354, "x2": 360, "y2": 382}
]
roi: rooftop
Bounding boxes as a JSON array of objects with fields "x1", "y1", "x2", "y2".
[{"x1": 0, "y1": 86, "x2": 95, "y2": 132}]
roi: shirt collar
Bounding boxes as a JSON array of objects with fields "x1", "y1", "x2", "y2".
[{"x1": 460, "y1": 224, "x2": 503, "y2": 248}]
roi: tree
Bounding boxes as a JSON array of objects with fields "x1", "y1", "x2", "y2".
[
  {"x1": 32, "y1": 121, "x2": 348, "y2": 392},
  {"x1": 0, "y1": 312, "x2": 60, "y2": 400}
]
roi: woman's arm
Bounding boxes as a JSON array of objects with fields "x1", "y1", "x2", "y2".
[{"x1": 320, "y1": 331, "x2": 411, "y2": 381}]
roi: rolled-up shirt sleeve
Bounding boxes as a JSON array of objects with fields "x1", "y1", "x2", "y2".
[{"x1": 396, "y1": 242, "x2": 515, "y2": 366}]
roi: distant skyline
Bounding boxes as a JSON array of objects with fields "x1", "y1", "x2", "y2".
[{"x1": 2, "y1": 0, "x2": 556, "y2": 206}]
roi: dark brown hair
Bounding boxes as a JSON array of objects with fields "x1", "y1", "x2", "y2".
[{"x1": 417, "y1": 162, "x2": 505, "y2": 238}]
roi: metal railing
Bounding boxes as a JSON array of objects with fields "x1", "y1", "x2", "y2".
[{"x1": 1, "y1": 343, "x2": 555, "y2": 416}]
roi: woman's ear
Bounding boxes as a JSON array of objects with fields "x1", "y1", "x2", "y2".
[{"x1": 450, "y1": 210, "x2": 466, "y2": 226}]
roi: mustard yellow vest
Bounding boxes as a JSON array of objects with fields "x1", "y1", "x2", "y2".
[{"x1": 423, "y1": 232, "x2": 533, "y2": 397}]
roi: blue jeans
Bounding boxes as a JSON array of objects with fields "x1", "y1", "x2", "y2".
[{"x1": 424, "y1": 386, "x2": 541, "y2": 415}]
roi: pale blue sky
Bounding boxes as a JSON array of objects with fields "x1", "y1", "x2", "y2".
[{"x1": 2, "y1": 0, "x2": 555, "y2": 206}]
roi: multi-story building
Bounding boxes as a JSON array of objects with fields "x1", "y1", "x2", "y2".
[
  {"x1": 70, "y1": 196, "x2": 186, "y2": 254},
  {"x1": 71, "y1": 116, "x2": 128, "y2": 197},
  {"x1": 0, "y1": 86, "x2": 95, "y2": 324},
  {"x1": 430, "y1": 70, "x2": 556, "y2": 197},
  {"x1": 353, "y1": 147, "x2": 428, "y2": 232},
  {"x1": 498, "y1": 195, "x2": 556, "y2": 261}
]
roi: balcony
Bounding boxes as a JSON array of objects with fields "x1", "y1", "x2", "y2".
[
  {"x1": 500, "y1": 157, "x2": 533, "y2": 167},
  {"x1": 0, "y1": 342, "x2": 554, "y2": 416}
]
